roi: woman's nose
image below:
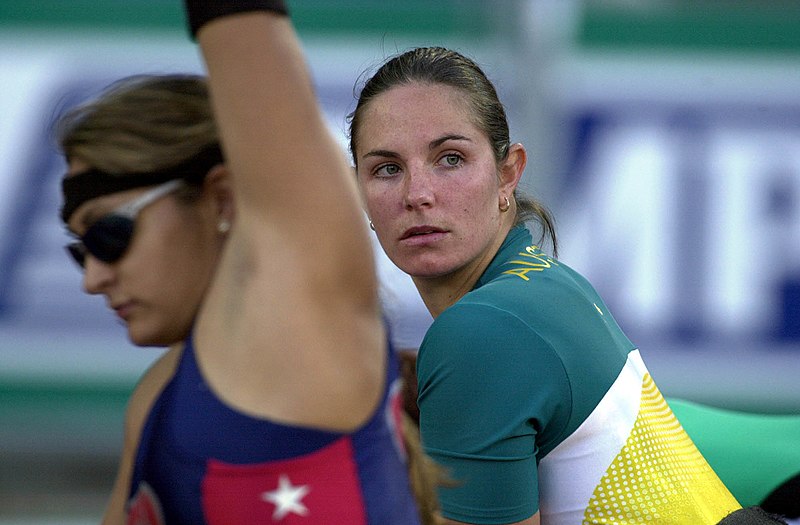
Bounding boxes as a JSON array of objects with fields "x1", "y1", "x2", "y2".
[
  {"x1": 82, "y1": 256, "x2": 115, "y2": 295},
  {"x1": 403, "y1": 167, "x2": 435, "y2": 210}
]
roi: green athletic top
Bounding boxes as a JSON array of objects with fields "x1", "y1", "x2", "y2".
[
  {"x1": 669, "y1": 398, "x2": 800, "y2": 508},
  {"x1": 417, "y1": 225, "x2": 741, "y2": 525}
]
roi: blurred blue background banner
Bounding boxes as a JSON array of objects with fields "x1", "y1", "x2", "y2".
[{"x1": 0, "y1": 1, "x2": 798, "y2": 521}]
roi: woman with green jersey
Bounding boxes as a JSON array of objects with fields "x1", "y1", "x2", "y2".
[{"x1": 348, "y1": 46, "x2": 786, "y2": 525}]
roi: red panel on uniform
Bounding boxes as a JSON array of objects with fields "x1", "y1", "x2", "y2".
[{"x1": 202, "y1": 437, "x2": 368, "y2": 524}]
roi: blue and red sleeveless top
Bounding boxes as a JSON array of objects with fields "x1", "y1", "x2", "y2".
[{"x1": 127, "y1": 334, "x2": 420, "y2": 524}]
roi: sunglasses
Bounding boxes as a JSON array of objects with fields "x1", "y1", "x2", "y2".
[{"x1": 66, "y1": 179, "x2": 184, "y2": 268}]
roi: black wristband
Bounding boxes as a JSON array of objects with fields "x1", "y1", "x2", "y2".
[{"x1": 183, "y1": 0, "x2": 289, "y2": 38}]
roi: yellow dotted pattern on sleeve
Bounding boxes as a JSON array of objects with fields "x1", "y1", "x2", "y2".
[{"x1": 582, "y1": 374, "x2": 741, "y2": 524}]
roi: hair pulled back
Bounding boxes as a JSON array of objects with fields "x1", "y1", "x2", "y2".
[{"x1": 348, "y1": 47, "x2": 557, "y2": 254}]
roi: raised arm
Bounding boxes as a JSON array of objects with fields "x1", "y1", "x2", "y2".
[
  {"x1": 190, "y1": 4, "x2": 374, "y2": 296},
  {"x1": 183, "y1": 2, "x2": 384, "y2": 431}
]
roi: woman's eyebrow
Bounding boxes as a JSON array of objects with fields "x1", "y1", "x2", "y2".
[
  {"x1": 361, "y1": 134, "x2": 473, "y2": 161},
  {"x1": 362, "y1": 148, "x2": 400, "y2": 160},
  {"x1": 429, "y1": 134, "x2": 471, "y2": 150},
  {"x1": 79, "y1": 205, "x2": 109, "y2": 230}
]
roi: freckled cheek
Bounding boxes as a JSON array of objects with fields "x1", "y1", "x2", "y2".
[
  {"x1": 452, "y1": 197, "x2": 480, "y2": 219},
  {"x1": 366, "y1": 190, "x2": 398, "y2": 221}
]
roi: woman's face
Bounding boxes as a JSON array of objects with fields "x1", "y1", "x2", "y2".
[
  {"x1": 355, "y1": 82, "x2": 517, "y2": 281},
  {"x1": 66, "y1": 161, "x2": 223, "y2": 347}
]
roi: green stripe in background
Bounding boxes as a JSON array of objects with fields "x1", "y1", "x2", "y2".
[
  {"x1": 0, "y1": 380, "x2": 132, "y2": 426},
  {"x1": 0, "y1": 0, "x2": 496, "y2": 39},
  {"x1": 579, "y1": 2, "x2": 800, "y2": 53},
  {"x1": 5, "y1": 2, "x2": 800, "y2": 52}
]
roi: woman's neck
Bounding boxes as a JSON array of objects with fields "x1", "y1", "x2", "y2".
[{"x1": 413, "y1": 223, "x2": 512, "y2": 318}]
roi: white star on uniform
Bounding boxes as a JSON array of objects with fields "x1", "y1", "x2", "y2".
[{"x1": 261, "y1": 474, "x2": 311, "y2": 521}]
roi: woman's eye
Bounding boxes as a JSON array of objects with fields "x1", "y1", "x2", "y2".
[
  {"x1": 442, "y1": 154, "x2": 462, "y2": 167},
  {"x1": 375, "y1": 164, "x2": 400, "y2": 177}
]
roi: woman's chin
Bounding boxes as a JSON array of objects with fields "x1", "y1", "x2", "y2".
[{"x1": 127, "y1": 327, "x2": 174, "y2": 348}]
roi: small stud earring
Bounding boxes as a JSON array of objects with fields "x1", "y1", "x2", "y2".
[
  {"x1": 217, "y1": 220, "x2": 231, "y2": 233},
  {"x1": 369, "y1": 220, "x2": 375, "y2": 231}
]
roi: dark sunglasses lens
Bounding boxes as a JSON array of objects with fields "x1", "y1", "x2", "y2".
[
  {"x1": 66, "y1": 242, "x2": 87, "y2": 268},
  {"x1": 82, "y1": 215, "x2": 136, "y2": 264}
]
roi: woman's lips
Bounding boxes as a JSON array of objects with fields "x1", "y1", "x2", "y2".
[
  {"x1": 400, "y1": 226, "x2": 447, "y2": 246},
  {"x1": 112, "y1": 302, "x2": 134, "y2": 321}
]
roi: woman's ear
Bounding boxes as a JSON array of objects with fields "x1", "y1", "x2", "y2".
[
  {"x1": 499, "y1": 143, "x2": 527, "y2": 194},
  {"x1": 204, "y1": 164, "x2": 236, "y2": 229}
]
